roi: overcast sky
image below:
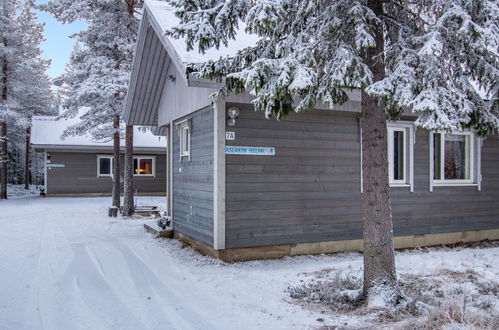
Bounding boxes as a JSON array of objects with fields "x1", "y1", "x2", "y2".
[{"x1": 35, "y1": 0, "x2": 86, "y2": 79}]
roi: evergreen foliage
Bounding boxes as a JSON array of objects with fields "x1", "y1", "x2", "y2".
[
  {"x1": 0, "y1": 0, "x2": 54, "y2": 186},
  {"x1": 42, "y1": 0, "x2": 143, "y2": 141},
  {"x1": 169, "y1": 0, "x2": 498, "y2": 136}
]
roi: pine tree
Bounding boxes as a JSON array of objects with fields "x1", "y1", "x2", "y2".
[
  {"x1": 0, "y1": 0, "x2": 18, "y2": 199},
  {"x1": 0, "y1": 0, "x2": 53, "y2": 198},
  {"x1": 169, "y1": 0, "x2": 498, "y2": 306},
  {"x1": 15, "y1": 0, "x2": 54, "y2": 189},
  {"x1": 43, "y1": 0, "x2": 144, "y2": 211}
]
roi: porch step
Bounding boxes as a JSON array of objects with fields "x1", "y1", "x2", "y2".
[{"x1": 144, "y1": 223, "x2": 173, "y2": 238}]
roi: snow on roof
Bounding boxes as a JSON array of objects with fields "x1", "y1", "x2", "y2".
[
  {"x1": 145, "y1": 0, "x2": 259, "y2": 65},
  {"x1": 32, "y1": 115, "x2": 165, "y2": 149}
]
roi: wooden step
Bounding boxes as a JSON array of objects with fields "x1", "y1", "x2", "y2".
[{"x1": 144, "y1": 223, "x2": 173, "y2": 238}]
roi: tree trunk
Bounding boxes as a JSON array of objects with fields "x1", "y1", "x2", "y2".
[
  {"x1": 24, "y1": 127, "x2": 31, "y2": 190},
  {"x1": 360, "y1": 0, "x2": 401, "y2": 306},
  {"x1": 1, "y1": 122, "x2": 7, "y2": 199},
  {"x1": 122, "y1": 125, "x2": 134, "y2": 216},
  {"x1": 112, "y1": 115, "x2": 121, "y2": 209},
  {"x1": 2, "y1": 33, "x2": 9, "y2": 199}
]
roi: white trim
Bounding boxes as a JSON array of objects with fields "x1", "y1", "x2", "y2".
[
  {"x1": 169, "y1": 121, "x2": 174, "y2": 217},
  {"x1": 213, "y1": 99, "x2": 226, "y2": 250},
  {"x1": 133, "y1": 155, "x2": 156, "y2": 177},
  {"x1": 97, "y1": 155, "x2": 113, "y2": 177},
  {"x1": 177, "y1": 119, "x2": 191, "y2": 161},
  {"x1": 359, "y1": 118, "x2": 363, "y2": 194},
  {"x1": 97, "y1": 155, "x2": 157, "y2": 178},
  {"x1": 477, "y1": 138, "x2": 482, "y2": 191},
  {"x1": 44, "y1": 151, "x2": 48, "y2": 194},
  {"x1": 432, "y1": 183, "x2": 479, "y2": 187},
  {"x1": 430, "y1": 131, "x2": 478, "y2": 187},
  {"x1": 429, "y1": 131, "x2": 434, "y2": 192},
  {"x1": 387, "y1": 121, "x2": 414, "y2": 191},
  {"x1": 410, "y1": 126, "x2": 415, "y2": 193},
  {"x1": 181, "y1": 126, "x2": 190, "y2": 156}
]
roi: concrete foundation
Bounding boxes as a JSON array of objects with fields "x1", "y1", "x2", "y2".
[{"x1": 174, "y1": 229, "x2": 499, "y2": 262}]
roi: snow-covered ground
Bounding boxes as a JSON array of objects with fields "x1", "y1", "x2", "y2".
[
  {"x1": 0, "y1": 196, "x2": 497, "y2": 330},
  {"x1": 6, "y1": 184, "x2": 41, "y2": 198}
]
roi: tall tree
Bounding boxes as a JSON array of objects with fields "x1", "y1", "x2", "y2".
[
  {"x1": 0, "y1": 0, "x2": 53, "y2": 197},
  {"x1": 169, "y1": 0, "x2": 498, "y2": 305},
  {"x1": 122, "y1": 125, "x2": 134, "y2": 216},
  {"x1": 16, "y1": 0, "x2": 53, "y2": 189},
  {"x1": 43, "y1": 0, "x2": 144, "y2": 211},
  {"x1": 0, "y1": 0, "x2": 17, "y2": 199}
]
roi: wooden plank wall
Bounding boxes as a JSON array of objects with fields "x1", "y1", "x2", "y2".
[
  {"x1": 225, "y1": 102, "x2": 499, "y2": 249},
  {"x1": 172, "y1": 106, "x2": 215, "y2": 246},
  {"x1": 225, "y1": 103, "x2": 363, "y2": 248},
  {"x1": 390, "y1": 130, "x2": 499, "y2": 236},
  {"x1": 46, "y1": 152, "x2": 167, "y2": 195}
]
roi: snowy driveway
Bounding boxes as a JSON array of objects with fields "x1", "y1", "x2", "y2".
[
  {"x1": 0, "y1": 196, "x2": 326, "y2": 330},
  {"x1": 1, "y1": 196, "x2": 498, "y2": 330}
]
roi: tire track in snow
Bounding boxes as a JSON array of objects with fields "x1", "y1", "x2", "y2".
[{"x1": 86, "y1": 234, "x2": 220, "y2": 330}]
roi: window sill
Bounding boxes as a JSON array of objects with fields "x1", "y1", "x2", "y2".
[
  {"x1": 390, "y1": 183, "x2": 411, "y2": 188},
  {"x1": 432, "y1": 182, "x2": 478, "y2": 187}
]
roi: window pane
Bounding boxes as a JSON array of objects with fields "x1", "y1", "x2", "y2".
[
  {"x1": 133, "y1": 158, "x2": 138, "y2": 175},
  {"x1": 393, "y1": 131, "x2": 404, "y2": 180},
  {"x1": 183, "y1": 127, "x2": 190, "y2": 153},
  {"x1": 434, "y1": 133, "x2": 441, "y2": 180},
  {"x1": 99, "y1": 158, "x2": 111, "y2": 175},
  {"x1": 139, "y1": 159, "x2": 153, "y2": 175},
  {"x1": 444, "y1": 134, "x2": 469, "y2": 180}
]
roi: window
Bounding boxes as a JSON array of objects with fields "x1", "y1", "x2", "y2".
[
  {"x1": 432, "y1": 132, "x2": 475, "y2": 184},
  {"x1": 97, "y1": 156, "x2": 113, "y2": 177},
  {"x1": 176, "y1": 119, "x2": 192, "y2": 161},
  {"x1": 134, "y1": 156, "x2": 155, "y2": 176},
  {"x1": 181, "y1": 126, "x2": 190, "y2": 157},
  {"x1": 387, "y1": 122, "x2": 414, "y2": 189}
]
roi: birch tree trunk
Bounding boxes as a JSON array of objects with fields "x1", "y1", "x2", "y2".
[
  {"x1": 24, "y1": 126, "x2": 31, "y2": 189},
  {"x1": 360, "y1": 0, "x2": 401, "y2": 306},
  {"x1": 112, "y1": 115, "x2": 121, "y2": 209},
  {"x1": 122, "y1": 125, "x2": 134, "y2": 216}
]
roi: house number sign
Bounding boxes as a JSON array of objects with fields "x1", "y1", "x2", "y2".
[
  {"x1": 225, "y1": 146, "x2": 275, "y2": 156},
  {"x1": 225, "y1": 131, "x2": 235, "y2": 140}
]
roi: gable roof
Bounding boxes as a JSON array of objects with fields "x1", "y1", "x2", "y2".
[
  {"x1": 145, "y1": 0, "x2": 258, "y2": 71},
  {"x1": 123, "y1": 0, "x2": 258, "y2": 126},
  {"x1": 31, "y1": 115, "x2": 166, "y2": 151}
]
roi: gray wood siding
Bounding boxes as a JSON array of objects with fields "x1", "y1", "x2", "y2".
[
  {"x1": 225, "y1": 103, "x2": 499, "y2": 248},
  {"x1": 172, "y1": 106, "x2": 214, "y2": 246},
  {"x1": 46, "y1": 152, "x2": 166, "y2": 195},
  {"x1": 225, "y1": 103, "x2": 362, "y2": 248},
  {"x1": 390, "y1": 130, "x2": 499, "y2": 236}
]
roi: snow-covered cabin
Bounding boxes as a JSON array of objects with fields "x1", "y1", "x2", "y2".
[
  {"x1": 32, "y1": 115, "x2": 167, "y2": 196},
  {"x1": 123, "y1": 0, "x2": 499, "y2": 261}
]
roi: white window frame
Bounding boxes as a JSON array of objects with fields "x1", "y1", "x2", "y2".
[
  {"x1": 177, "y1": 119, "x2": 192, "y2": 161},
  {"x1": 430, "y1": 131, "x2": 477, "y2": 187},
  {"x1": 387, "y1": 121, "x2": 414, "y2": 191},
  {"x1": 97, "y1": 155, "x2": 113, "y2": 177},
  {"x1": 133, "y1": 155, "x2": 156, "y2": 177},
  {"x1": 181, "y1": 126, "x2": 190, "y2": 156}
]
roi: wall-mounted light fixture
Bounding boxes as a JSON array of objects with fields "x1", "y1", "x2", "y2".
[{"x1": 227, "y1": 107, "x2": 240, "y2": 127}]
